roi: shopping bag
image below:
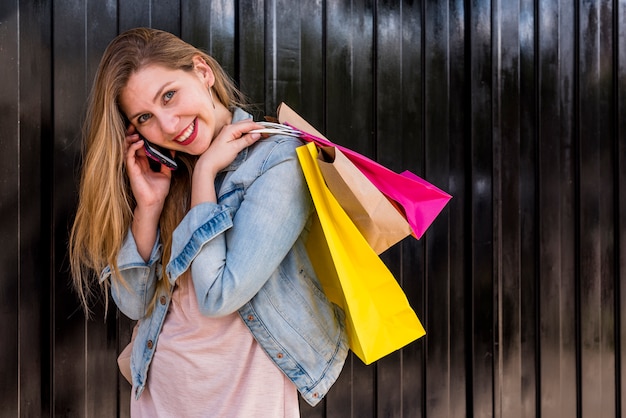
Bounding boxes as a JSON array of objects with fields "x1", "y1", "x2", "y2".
[
  {"x1": 278, "y1": 103, "x2": 451, "y2": 239},
  {"x1": 316, "y1": 145, "x2": 413, "y2": 254},
  {"x1": 297, "y1": 142, "x2": 426, "y2": 364},
  {"x1": 118, "y1": 323, "x2": 138, "y2": 384}
]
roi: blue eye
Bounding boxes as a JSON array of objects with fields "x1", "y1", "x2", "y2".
[
  {"x1": 164, "y1": 91, "x2": 175, "y2": 102},
  {"x1": 138, "y1": 113, "x2": 151, "y2": 123}
]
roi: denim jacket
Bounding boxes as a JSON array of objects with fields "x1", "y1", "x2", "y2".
[{"x1": 99, "y1": 109, "x2": 348, "y2": 406}]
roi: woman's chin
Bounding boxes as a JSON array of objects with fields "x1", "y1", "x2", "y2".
[{"x1": 184, "y1": 143, "x2": 210, "y2": 156}]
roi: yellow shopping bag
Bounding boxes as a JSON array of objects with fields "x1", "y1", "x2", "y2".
[{"x1": 297, "y1": 142, "x2": 426, "y2": 364}]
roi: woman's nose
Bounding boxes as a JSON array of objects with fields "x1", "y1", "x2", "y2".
[{"x1": 158, "y1": 112, "x2": 179, "y2": 136}]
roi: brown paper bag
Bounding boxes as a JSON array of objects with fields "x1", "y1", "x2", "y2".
[
  {"x1": 278, "y1": 102, "x2": 451, "y2": 240},
  {"x1": 277, "y1": 102, "x2": 327, "y2": 139},
  {"x1": 118, "y1": 323, "x2": 138, "y2": 385},
  {"x1": 277, "y1": 102, "x2": 412, "y2": 252},
  {"x1": 316, "y1": 145, "x2": 412, "y2": 254}
]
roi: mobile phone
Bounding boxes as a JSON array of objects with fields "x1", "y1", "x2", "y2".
[{"x1": 141, "y1": 136, "x2": 178, "y2": 170}]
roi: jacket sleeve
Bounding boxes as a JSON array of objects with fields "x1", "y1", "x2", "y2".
[
  {"x1": 166, "y1": 139, "x2": 312, "y2": 317},
  {"x1": 100, "y1": 229, "x2": 162, "y2": 320}
]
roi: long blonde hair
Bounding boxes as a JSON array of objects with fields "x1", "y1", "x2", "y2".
[{"x1": 69, "y1": 28, "x2": 246, "y2": 315}]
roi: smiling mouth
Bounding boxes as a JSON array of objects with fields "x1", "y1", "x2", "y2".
[{"x1": 175, "y1": 119, "x2": 197, "y2": 145}]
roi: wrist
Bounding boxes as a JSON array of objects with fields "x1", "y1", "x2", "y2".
[
  {"x1": 131, "y1": 208, "x2": 160, "y2": 263},
  {"x1": 133, "y1": 203, "x2": 162, "y2": 227},
  {"x1": 191, "y1": 160, "x2": 218, "y2": 207},
  {"x1": 193, "y1": 156, "x2": 220, "y2": 179}
]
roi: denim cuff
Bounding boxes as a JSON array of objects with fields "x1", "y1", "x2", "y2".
[
  {"x1": 165, "y1": 202, "x2": 233, "y2": 284},
  {"x1": 99, "y1": 227, "x2": 162, "y2": 282}
]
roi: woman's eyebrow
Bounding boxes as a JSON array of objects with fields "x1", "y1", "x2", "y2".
[
  {"x1": 152, "y1": 81, "x2": 175, "y2": 103},
  {"x1": 128, "y1": 81, "x2": 175, "y2": 121}
]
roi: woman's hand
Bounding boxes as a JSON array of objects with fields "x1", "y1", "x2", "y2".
[
  {"x1": 124, "y1": 125, "x2": 172, "y2": 212},
  {"x1": 198, "y1": 119, "x2": 264, "y2": 175},
  {"x1": 191, "y1": 119, "x2": 264, "y2": 207},
  {"x1": 125, "y1": 125, "x2": 172, "y2": 261}
]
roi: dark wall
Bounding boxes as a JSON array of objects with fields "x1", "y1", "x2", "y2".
[{"x1": 1, "y1": 1, "x2": 624, "y2": 417}]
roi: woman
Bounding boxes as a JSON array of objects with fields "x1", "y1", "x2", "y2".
[{"x1": 69, "y1": 27, "x2": 348, "y2": 417}]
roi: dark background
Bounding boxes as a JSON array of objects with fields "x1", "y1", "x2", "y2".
[{"x1": 1, "y1": 0, "x2": 624, "y2": 417}]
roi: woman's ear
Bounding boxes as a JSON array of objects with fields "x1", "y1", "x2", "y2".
[{"x1": 192, "y1": 55, "x2": 215, "y2": 88}]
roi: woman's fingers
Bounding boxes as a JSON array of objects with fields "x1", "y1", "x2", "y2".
[
  {"x1": 220, "y1": 119, "x2": 264, "y2": 151},
  {"x1": 198, "y1": 120, "x2": 264, "y2": 173},
  {"x1": 123, "y1": 132, "x2": 172, "y2": 209},
  {"x1": 125, "y1": 136, "x2": 146, "y2": 171}
]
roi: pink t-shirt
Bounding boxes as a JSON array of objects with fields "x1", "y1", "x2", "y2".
[{"x1": 131, "y1": 275, "x2": 300, "y2": 418}]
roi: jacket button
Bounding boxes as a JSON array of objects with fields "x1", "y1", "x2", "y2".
[
  {"x1": 247, "y1": 315, "x2": 254, "y2": 321},
  {"x1": 276, "y1": 353, "x2": 283, "y2": 359},
  {"x1": 147, "y1": 340, "x2": 153, "y2": 349},
  {"x1": 159, "y1": 296, "x2": 166, "y2": 305},
  {"x1": 313, "y1": 392, "x2": 319, "y2": 398}
]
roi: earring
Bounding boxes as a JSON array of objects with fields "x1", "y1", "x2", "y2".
[{"x1": 209, "y1": 87, "x2": 216, "y2": 109}]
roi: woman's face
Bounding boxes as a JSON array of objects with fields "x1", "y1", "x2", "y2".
[{"x1": 119, "y1": 56, "x2": 227, "y2": 155}]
